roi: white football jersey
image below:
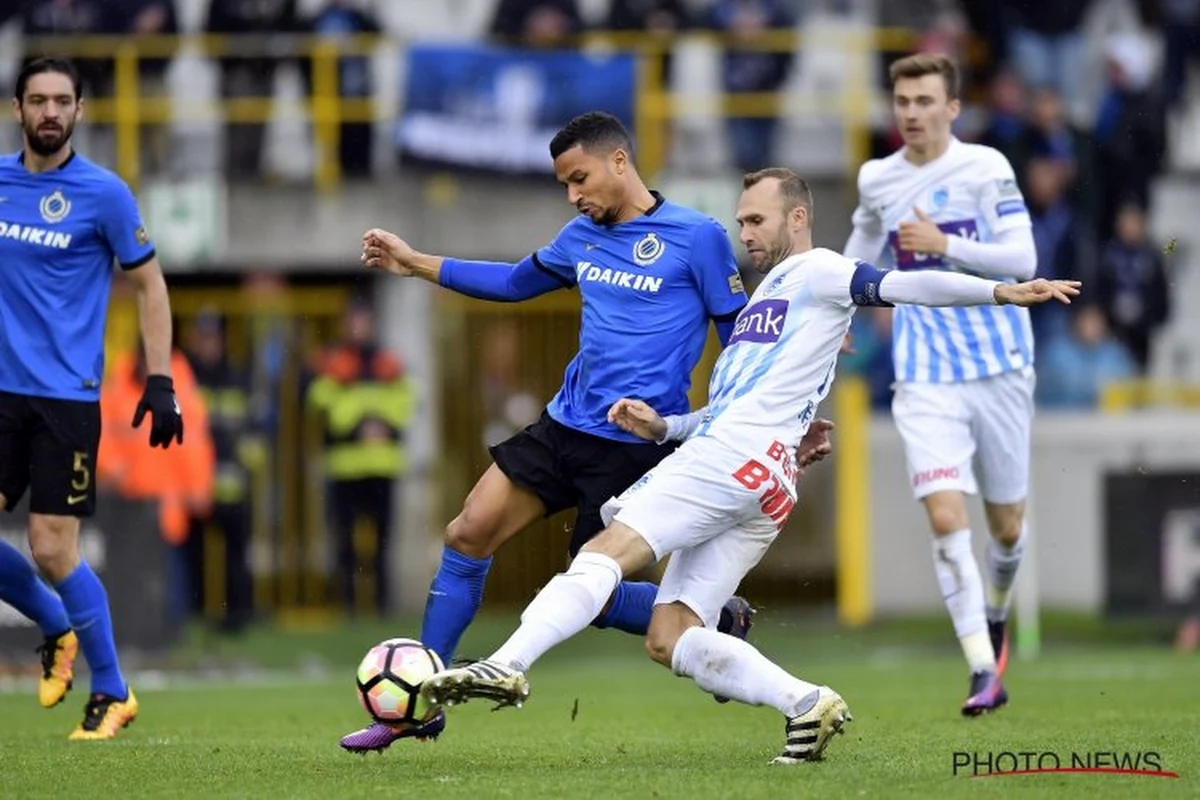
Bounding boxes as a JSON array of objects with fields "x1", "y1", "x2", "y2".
[
  {"x1": 693, "y1": 248, "x2": 859, "y2": 479},
  {"x1": 851, "y1": 138, "x2": 1033, "y2": 383}
]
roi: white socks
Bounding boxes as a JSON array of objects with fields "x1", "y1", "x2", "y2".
[
  {"x1": 985, "y1": 524, "x2": 1026, "y2": 622},
  {"x1": 671, "y1": 626, "x2": 820, "y2": 718},
  {"x1": 490, "y1": 551, "x2": 622, "y2": 672},
  {"x1": 932, "y1": 529, "x2": 995, "y2": 673}
]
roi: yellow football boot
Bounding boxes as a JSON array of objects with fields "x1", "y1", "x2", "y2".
[
  {"x1": 36, "y1": 629, "x2": 77, "y2": 708},
  {"x1": 69, "y1": 688, "x2": 139, "y2": 740}
]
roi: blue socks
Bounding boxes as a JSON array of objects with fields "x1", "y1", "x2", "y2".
[
  {"x1": 592, "y1": 580, "x2": 658, "y2": 635},
  {"x1": 420, "y1": 546, "x2": 492, "y2": 665},
  {"x1": 0, "y1": 539, "x2": 70, "y2": 636},
  {"x1": 55, "y1": 562, "x2": 126, "y2": 699}
]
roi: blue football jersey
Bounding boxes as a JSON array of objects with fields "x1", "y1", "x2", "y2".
[
  {"x1": 0, "y1": 151, "x2": 155, "y2": 401},
  {"x1": 534, "y1": 194, "x2": 747, "y2": 442}
]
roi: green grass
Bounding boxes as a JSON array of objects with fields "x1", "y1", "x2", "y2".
[{"x1": 1, "y1": 613, "x2": 1198, "y2": 799}]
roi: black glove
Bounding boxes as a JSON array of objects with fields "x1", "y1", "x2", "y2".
[{"x1": 132, "y1": 374, "x2": 184, "y2": 449}]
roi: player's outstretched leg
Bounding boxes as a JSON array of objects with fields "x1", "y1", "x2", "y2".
[
  {"x1": 667, "y1": 626, "x2": 851, "y2": 764},
  {"x1": 424, "y1": 549, "x2": 627, "y2": 710},
  {"x1": 0, "y1": 538, "x2": 77, "y2": 707},
  {"x1": 421, "y1": 598, "x2": 756, "y2": 710}
]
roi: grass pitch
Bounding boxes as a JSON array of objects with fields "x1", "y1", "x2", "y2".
[{"x1": 0, "y1": 612, "x2": 1196, "y2": 799}]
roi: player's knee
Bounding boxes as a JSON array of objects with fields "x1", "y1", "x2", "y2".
[
  {"x1": 986, "y1": 504, "x2": 1025, "y2": 547},
  {"x1": 994, "y1": 519, "x2": 1022, "y2": 547},
  {"x1": 924, "y1": 493, "x2": 968, "y2": 536},
  {"x1": 444, "y1": 511, "x2": 499, "y2": 559},
  {"x1": 645, "y1": 603, "x2": 699, "y2": 668},
  {"x1": 27, "y1": 518, "x2": 80, "y2": 582}
]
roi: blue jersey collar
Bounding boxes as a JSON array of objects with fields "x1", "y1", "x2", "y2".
[
  {"x1": 646, "y1": 190, "x2": 665, "y2": 216},
  {"x1": 17, "y1": 149, "x2": 77, "y2": 171}
]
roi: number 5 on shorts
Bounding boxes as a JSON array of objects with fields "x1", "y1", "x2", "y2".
[{"x1": 68, "y1": 450, "x2": 90, "y2": 505}]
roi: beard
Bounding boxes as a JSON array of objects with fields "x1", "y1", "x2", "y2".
[
  {"x1": 758, "y1": 222, "x2": 794, "y2": 273},
  {"x1": 23, "y1": 117, "x2": 74, "y2": 157}
]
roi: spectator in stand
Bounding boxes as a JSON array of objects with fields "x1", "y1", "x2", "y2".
[
  {"x1": 205, "y1": 0, "x2": 300, "y2": 178},
  {"x1": 1093, "y1": 202, "x2": 1171, "y2": 373},
  {"x1": 978, "y1": 69, "x2": 1028, "y2": 167},
  {"x1": 1020, "y1": 86, "x2": 1098, "y2": 226},
  {"x1": 302, "y1": 0, "x2": 382, "y2": 177},
  {"x1": 1093, "y1": 33, "x2": 1166, "y2": 241},
  {"x1": 606, "y1": 0, "x2": 689, "y2": 87},
  {"x1": 1036, "y1": 305, "x2": 1136, "y2": 409},
  {"x1": 1145, "y1": 0, "x2": 1200, "y2": 112},
  {"x1": 102, "y1": 0, "x2": 179, "y2": 175},
  {"x1": 999, "y1": 0, "x2": 1095, "y2": 119},
  {"x1": 21, "y1": 2, "x2": 110, "y2": 111},
  {"x1": 1026, "y1": 157, "x2": 1092, "y2": 348},
  {"x1": 709, "y1": 0, "x2": 796, "y2": 173},
  {"x1": 489, "y1": 0, "x2": 584, "y2": 47}
]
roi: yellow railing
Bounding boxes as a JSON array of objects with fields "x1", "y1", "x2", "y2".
[
  {"x1": 1100, "y1": 379, "x2": 1200, "y2": 412},
  {"x1": 22, "y1": 27, "x2": 935, "y2": 190}
]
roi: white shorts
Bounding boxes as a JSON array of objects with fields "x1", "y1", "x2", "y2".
[
  {"x1": 891, "y1": 366, "x2": 1035, "y2": 505},
  {"x1": 600, "y1": 436, "x2": 791, "y2": 629}
]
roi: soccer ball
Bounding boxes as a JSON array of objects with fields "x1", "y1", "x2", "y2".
[{"x1": 355, "y1": 638, "x2": 444, "y2": 728}]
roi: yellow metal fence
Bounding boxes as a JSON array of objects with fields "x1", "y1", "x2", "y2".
[{"x1": 21, "y1": 28, "x2": 933, "y2": 191}]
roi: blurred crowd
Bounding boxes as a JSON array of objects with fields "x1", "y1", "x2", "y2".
[
  {"x1": 4, "y1": 0, "x2": 1191, "y2": 413},
  {"x1": 3, "y1": 0, "x2": 1197, "y2": 625}
]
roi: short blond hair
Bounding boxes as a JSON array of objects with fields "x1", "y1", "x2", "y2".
[{"x1": 889, "y1": 53, "x2": 960, "y2": 100}]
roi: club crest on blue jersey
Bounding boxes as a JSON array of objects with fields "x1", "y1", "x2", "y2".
[
  {"x1": 729, "y1": 298, "x2": 788, "y2": 345},
  {"x1": 39, "y1": 189, "x2": 70, "y2": 224},
  {"x1": 632, "y1": 232, "x2": 665, "y2": 266}
]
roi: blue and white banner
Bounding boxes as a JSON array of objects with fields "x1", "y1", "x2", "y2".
[{"x1": 396, "y1": 44, "x2": 637, "y2": 175}]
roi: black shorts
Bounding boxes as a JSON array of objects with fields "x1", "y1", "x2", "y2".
[
  {"x1": 0, "y1": 391, "x2": 101, "y2": 517},
  {"x1": 490, "y1": 410, "x2": 678, "y2": 556}
]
